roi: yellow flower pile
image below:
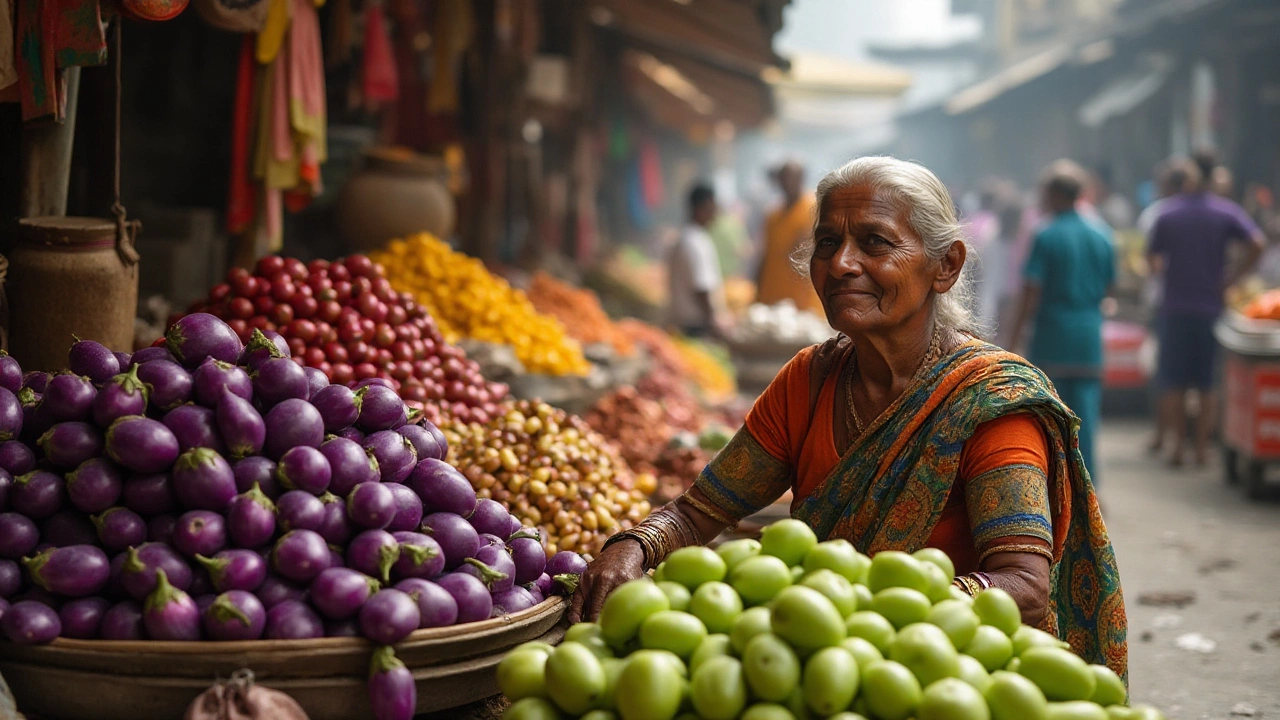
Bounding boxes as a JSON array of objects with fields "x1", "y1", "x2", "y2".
[
  {"x1": 373, "y1": 234, "x2": 590, "y2": 376},
  {"x1": 673, "y1": 336, "x2": 737, "y2": 403}
]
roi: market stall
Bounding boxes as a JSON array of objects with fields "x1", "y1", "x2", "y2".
[{"x1": 1216, "y1": 310, "x2": 1280, "y2": 499}]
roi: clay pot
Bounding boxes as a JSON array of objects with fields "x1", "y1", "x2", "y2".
[{"x1": 335, "y1": 148, "x2": 455, "y2": 253}]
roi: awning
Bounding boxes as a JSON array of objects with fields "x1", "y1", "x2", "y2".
[
  {"x1": 944, "y1": 46, "x2": 1072, "y2": 115},
  {"x1": 766, "y1": 54, "x2": 913, "y2": 97},
  {"x1": 620, "y1": 47, "x2": 774, "y2": 133},
  {"x1": 588, "y1": 0, "x2": 786, "y2": 76},
  {"x1": 1077, "y1": 64, "x2": 1169, "y2": 128}
]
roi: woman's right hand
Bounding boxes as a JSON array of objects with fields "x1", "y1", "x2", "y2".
[{"x1": 567, "y1": 538, "x2": 646, "y2": 624}]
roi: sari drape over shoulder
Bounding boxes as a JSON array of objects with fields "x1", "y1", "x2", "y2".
[{"x1": 697, "y1": 339, "x2": 1128, "y2": 680}]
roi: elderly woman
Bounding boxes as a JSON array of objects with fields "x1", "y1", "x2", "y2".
[{"x1": 570, "y1": 156, "x2": 1127, "y2": 679}]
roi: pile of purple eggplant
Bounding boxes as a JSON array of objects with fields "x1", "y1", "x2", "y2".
[{"x1": 0, "y1": 313, "x2": 585, "y2": 714}]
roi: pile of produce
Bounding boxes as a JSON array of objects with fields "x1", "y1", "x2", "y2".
[
  {"x1": 614, "y1": 321, "x2": 703, "y2": 433},
  {"x1": 1241, "y1": 287, "x2": 1280, "y2": 320},
  {"x1": 183, "y1": 254, "x2": 507, "y2": 426},
  {"x1": 735, "y1": 301, "x2": 836, "y2": 347},
  {"x1": 444, "y1": 400, "x2": 654, "y2": 558},
  {"x1": 0, "y1": 315, "x2": 585, "y2": 719},
  {"x1": 672, "y1": 337, "x2": 736, "y2": 403},
  {"x1": 371, "y1": 234, "x2": 591, "y2": 377},
  {"x1": 497, "y1": 519, "x2": 1157, "y2": 720},
  {"x1": 527, "y1": 273, "x2": 634, "y2": 358}
]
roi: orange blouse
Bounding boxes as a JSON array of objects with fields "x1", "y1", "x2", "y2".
[{"x1": 744, "y1": 343, "x2": 1052, "y2": 574}]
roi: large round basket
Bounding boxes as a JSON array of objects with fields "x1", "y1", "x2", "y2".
[{"x1": 0, "y1": 597, "x2": 566, "y2": 720}]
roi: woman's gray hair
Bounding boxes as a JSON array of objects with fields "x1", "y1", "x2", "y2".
[{"x1": 792, "y1": 155, "x2": 985, "y2": 336}]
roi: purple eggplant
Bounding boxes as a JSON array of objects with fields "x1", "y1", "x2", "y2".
[
  {"x1": 131, "y1": 346, "x2": 175, "y2": 366},
  {"x1": 348, "y1": 482, "x2": 396, "y2": 530},
  {"x1": 0, "y1": 353, "x2": 21, "y2": 394},
  {"x1": 468, "y1": 498, "x2": 511, "y2": 538},
  {"x1": 0, "y1": 440, "x2": 35, "y2": 476},
  {"x1": 216, "y1": 388, "x2": 265, "y2": 460},
  {"x1": 534, "y1": 573, "x2": 553, "y2": 598},
  {"x1": 100, "y1": 600, "x2": 145, "y2": 639},
  {"x1": 391, "y1": 532, "x2": 444, "y2": 580},
  {"x1": 119, "y1": 543, "x2": 194, "y2": 601},
  {"x1": 253, "y1": 357, "x2": 310, "y2": 408},
  {"x1": 317, "y1": 492, "x2": 356, "y2": 545},
  {"x1": 41, "y1": 373, "x2": 96, "y2": 423},
  {"x1": 40, "y1": 511, "x2": 97, "y2": 546},
  {"x1": 0, "y1": 468, "x2": 9, "y2": 511},
  {"x1": 239, "y1": 328, "x2": 289, "y2": 371},
  {"x1": 137, "y1": 359, "x2": 194, "y2": 411},
  {"x1": 92, "y1": 506, "x2": 147, "y2": 552},
  {"x1": 68, "y1": 338, "x2": 120, "y2": 384},
  {"x1": 226, "y1": 484, "x2": 277, "y2": 549},
  {"x1": 347, "y1": 529, "x2": 400, "y2": 584},
  {"x1": 395, "y1": 424, "x2": 442, "y2": 463},
  {"x1": 106, "y1": 416, "x2": 180, "y2": 474},
  {"x1": 202, "y1": 590, "x2": 266, "y2": 641},
  {"x1": 478, "y1": 533, "x2": 506, "y2": 549},
  {"x1": 364, "y1": 431, "x2": 417, "y2": 484},
  {"x1": 277, "y1": 490, "x2": 325, "y2": 533},
  {"x1": 167, "y1": 313, "x2": 244, "y2": 368},
  {"x1": 142, "y1": 568, "x2": 200, "y2": 640},
  {"x1": 172, "y1": 510, "x2": 228, "y2": 558},
  {"x1": 1, "y1": 600, "x2": 61, "y2": 644},
  {"x1": 310, "y1": 567, "x2": 378, "y2": 620},
  {"x1": 172, "y1": 447, "x2": 237, "y2": 512},
  {"x1": 191, "y1": 359, "x2": 252, "y2": 407},
  {"x1": 302, "y1": 367, "x2": 329, "y2": 400},
  {"x1": 255, "y1": 575, "x2": 306, "y2": 609},
  {"x1": 0, "y1": 559, "x2": 20, "y2": 598},
  {"x1": 460, "y1": 545, "x2": 515, "y2": 592},
  {"x1": 385, "y1": 483, "x2": 423, "y2": 534},
  {"x1": 507, "y1": 530, "x2": 547, "y2": 586},
  {"x1": 38, "y1": 421, "x2": 103, "y2": 470},
  {"x1": 12, "y1": 470, "x2": 65, "y2": 520},
  {"x1": 359, "y1": 589, "x2": 419, "y2": 644},
  {"x1": 0, "y1": 388, "x2": 22, "y2": 442},
  {"x1": 59, "y1": 596, "x2": 109, "y2": 639},
  {"x1": 407, "y1": 459, "x2": 477, "y2": 518},
  {"x1": 147, "y1": 513, "x2": 179, "y2": 544},
  {"x1": 22, "y1": 544, "x2": 109, "y2": 596},
  {"x1": 0, "y1": 513, "x2": 39, "y2": 558},
  {"x1": 527, "y1": 583, "x2": 544, "y2": 605},
  {"x1": 196, "y1": 549, "x2": 268, "y2": 593},
  {"x1": 264, "y1": 599, "x2": 324, "y2": 639},
  {"x1": 233, "y1": 456, "x2": 280, "y2": 498},
  {"x1": 163, "y1": 403, "x2": 225, "y2": 454},
  {"x1": 272, "y1": 529, "x2": 330, "y2": 584},
  {"x1": 113, "y1": 351, "x2": 132, "y2": 368},
  {"x1": 546, "y1": 551, "x2": 587, "y2": 595},
  {"x1": 320, "y1": 437, "x2": 379, "y2": 496},
  {"x1": 122, "y1": 473, "x2": 178, "y2": 516},
  {"x1": 435, "y1": 572, "x2": 493, "y2": 624},
  {"x1": 356, "y1": 385, "x2": 407, "y2": 432},
  {"x1": 22, "y1": 371, "x2": 49, "y2": 393},
  {"x1": 491, "y1": 586, "x2": 537, "y2": 616},
  {"x1": 312, "y1": 384, "x2": 361, "y2": 433},
  {"x1": 276, "y1": 445, "x2": 332, "y2": 496},
  {"x1": 420, "y1": 512, "x2": 480, "y2": 570},
  {"x1": 337, "y1": 426, "x2": 365, "y2": 443},
  {"x1": 65, "y1": 457, "x2": 123, "y2": 514},
  {"x1": 368, "y1": 645, "x2": 416, "y2": 720},
  {"x1": 394, "y1": 578, "x2": 458, "y2": 628},
  {"x1": 263, "y1": 398, "x2": 324, "y2": 460}
]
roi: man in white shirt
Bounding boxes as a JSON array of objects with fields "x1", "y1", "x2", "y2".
[{"x1": 668, "y1": 184, "x2": 729, "y2": 338}]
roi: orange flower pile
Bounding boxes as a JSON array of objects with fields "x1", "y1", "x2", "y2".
[{"x1": 527, "y1": 273, "x2": 635, "y2": 357}]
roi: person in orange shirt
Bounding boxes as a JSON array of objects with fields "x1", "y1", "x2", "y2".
[
  {"x1": 757, "y1": 161, "x2": 823, "y2": 313},
  {"x1": 571, "y1": 156, "x2": 1127, "y2": 681}
]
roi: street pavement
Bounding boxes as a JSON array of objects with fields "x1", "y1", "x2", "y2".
[{"x1": 1100, "y1": 420, "x2": 1280, "y2": 719}]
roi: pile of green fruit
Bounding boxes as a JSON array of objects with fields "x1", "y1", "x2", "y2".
[{"x1": 495, "y1": 519, "x2": 1160, "y2": 720}]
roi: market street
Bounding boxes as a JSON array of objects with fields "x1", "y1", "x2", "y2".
[{"x1": 1101, "y1": 421, "x2": 1280, "y2": 719}]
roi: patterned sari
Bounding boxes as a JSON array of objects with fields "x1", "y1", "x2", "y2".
[{"x1": 699, "y1": 340, "x2": 1128, "y2": 679}]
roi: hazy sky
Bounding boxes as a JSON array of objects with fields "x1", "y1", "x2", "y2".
[{"x1": 774, "y1": 0, "x2": 982, "y2": 60}]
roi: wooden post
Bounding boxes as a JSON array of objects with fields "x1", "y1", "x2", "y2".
[{"x1": 20, "y1": 67, "x2": 81, "y2": 217}]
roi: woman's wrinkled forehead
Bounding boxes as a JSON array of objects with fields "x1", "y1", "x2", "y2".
[{"x1": 816, "y1": 183, "x2": 915, "y2": 236}]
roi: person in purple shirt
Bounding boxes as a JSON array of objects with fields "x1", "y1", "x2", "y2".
[{"x1": 1148, "y1": 157, "x2": 1264, "y2": 466}]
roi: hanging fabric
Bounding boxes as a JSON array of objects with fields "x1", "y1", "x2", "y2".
[
  {"x1": 361, "y1": 1, "x2": 397, "y2": 106},
  {"x1": 226, "y1": 36, "x2": 256, "y2": 234},
  {"x1": 426, "y1": 0, "x2": 473, "y2": 114}
]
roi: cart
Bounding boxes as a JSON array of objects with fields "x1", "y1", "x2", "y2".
[{"x1": 1215, "y1": 314, "x2": 1280, "y2": 499}]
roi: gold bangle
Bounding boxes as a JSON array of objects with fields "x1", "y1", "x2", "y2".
[
  {"x1": 978, "y1": 543, "x2": 1055, "y2": 566},
  {"x1": 951, "y1": 576, "x2": 980, "y2": 597},
  {"x1": 678, "y1": 492, "x2": 739, "y2": 528}
]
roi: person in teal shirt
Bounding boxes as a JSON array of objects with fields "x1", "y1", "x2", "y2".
[{"x1": 1012, "y1": 160, "x2": 1116, "y2": 481}]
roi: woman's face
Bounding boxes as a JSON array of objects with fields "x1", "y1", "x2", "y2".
[{"x1": 810, "y1": 182, "x2": 963, "y2": 336}]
